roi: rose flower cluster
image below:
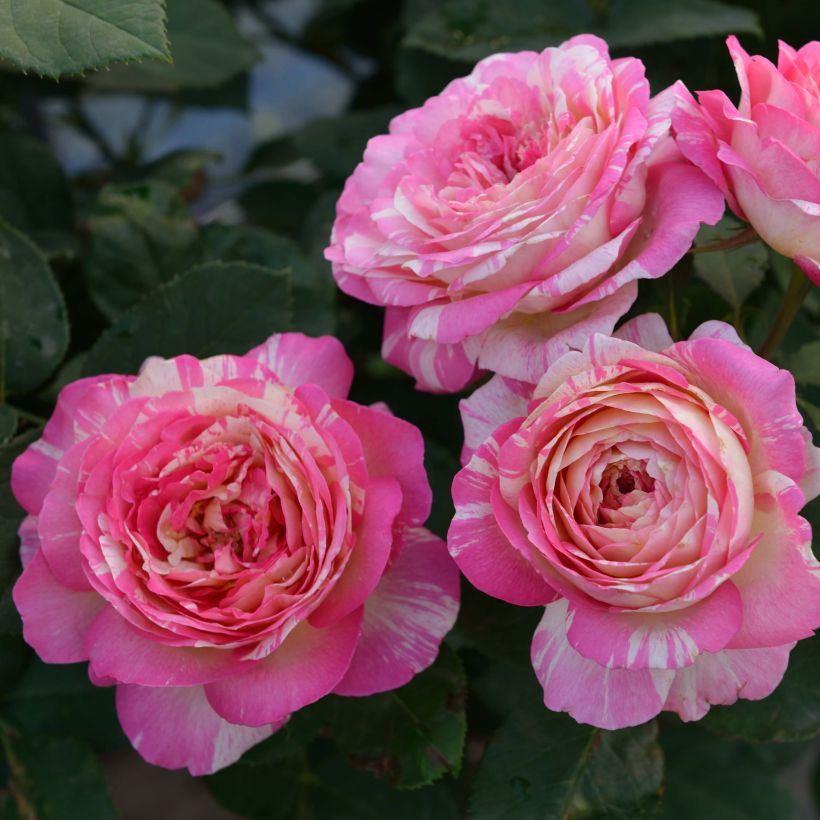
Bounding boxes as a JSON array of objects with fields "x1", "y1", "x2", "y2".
[{"x1": 12, "y1": 34, "x2": 820, "y2": 773}]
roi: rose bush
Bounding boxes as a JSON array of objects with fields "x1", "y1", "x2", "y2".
[
  {"x1": 326, "y1": 35, "x2": 724, "y2": 392},
  {"x1": 11, "y1": 333, "x2": 459, "y2": 774},
  {"x1": 674, "y1": 37, "x2": 820, "y2": 284},
  {"x1": 448, "y1": 314, "x2": 820, "y2": 728}
]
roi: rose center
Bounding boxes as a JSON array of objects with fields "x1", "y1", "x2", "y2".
[
  {"x1": 154, "y1": 442, "x2": 291, "y2": 577},
  {"x1": 598, "y1": 458, "x2": 655, "y2": 520}
]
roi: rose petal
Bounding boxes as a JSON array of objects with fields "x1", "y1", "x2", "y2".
[
  {"x1": 459, "y1": 375, "x2": 531, "y2": 464},
  {"x1": 566, "y1": 581, "x2": 743, "y2": 670},
  {"x1": 449, "y1": 420, "x2": 558, "y2": 606},
  {"x1": 86, "y1": 607, "x2": 248, "y2": 687},
  {"x1": 309, "y1": 476, "x2": 402, "y2": 628},
  {"x1": 614, "y1": 313, "x2": 674, "y2": 352},
  {"x1": 532, "y1": 599, "x2": 675, "y2": 730},
  {"x1": 728, "y1": 480, "x2": 820, "y2": 648},
  {"x1": 247, "y1": 333, "x2": 354, "y2": 399},
  {"x1": 664, "y1": 643, "x2": 794, "y2": 721},
  {"x1": 13, "y1": 551, "x2": 104, "y2": 663},
  {"x1": 383, "y1": 307, "x2": 477, "y2": 393},
  {"x1": 331, "y1": 399, "x2": 431, "y2": 526},
  {"x1": 117, "y1": 684, "x2": 282, "y2": 775},
  {"x1": 205, "y1": 607, "x2": 363, "y2": 726},
  {"x1": 334, "y1": 526, "x2": 460, "y2": 696}
]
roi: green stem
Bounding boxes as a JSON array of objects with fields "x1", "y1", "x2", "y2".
[
  {"x1": 758, "y1": 266, "x2": 812, "y2": 360},
  {"x1": 668, "y1": 277, "x2": 680, "y2": 341},
  {"x1": 689, "y1": 226, "x2": 758, "y2": 255}
]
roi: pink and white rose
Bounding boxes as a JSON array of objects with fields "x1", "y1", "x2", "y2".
[
  {"x1": 326, "y1": 35, "x2": 724, "y2": 392},
  {"x1": 674, "y1": 37, "x2": 820, "y2": 284},
  {"x1": 448, "y1": 314, "x2": 820, "y2": 728},
  {"x1": 12, "y1": 333, "x2": 459, "y2": 774}
]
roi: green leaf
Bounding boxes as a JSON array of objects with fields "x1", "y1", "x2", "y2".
[
  {"x1": 87, "y1": 0, "x2": 256, "y2": 92},
  {"x1": 295, "y1": 107, "x2": 400, "y2": 181},
  {"x1": 84, "y1": 261, "x2": 292, "y2": 376},
  {"x1": 394, "y1": 48, "x2": 470, "y2": 106},
  {"x1": 249, "y1": 107, "x2": 399, "y2": 181},
  {"x1": 403, "y1": 0, "x2": 760, "y2": 63},
  {"x1": 298, "y1": 190, "x2": 342, "y2": 334},
  {"x1": 240, "y1": 179, "x2": 323, "y2": 238},
  {"x1": 403, "y1": 0, "x2": 590, "y2": 61},
  {"x1": 84, "y1": 181, "x2": 201, "y2": 320},
  {"x1": 0, "y1": 222, "x2": 69, "y2": 398},
  {"x1": 0, "y1": 0, "x2": 169, "y2": 79},
  {"x1": 789, "y1": 341, "x2": 820, "y2": 387},
  {"x1": 0, "y1": 726, "x2": 115, "y2": 820},
  {"x1": 136, "y1": 148, "x2": 220, "y2": 191},
  {"x1": 471, "y1": 707, "x2": 663, "y2": 820},
  {"x1": 0, "y1": 789, "x2": 19, "y2": 820},
  {"x1": 0, "y1": 661, "x2": 125, "y2": 752},
  {"x1": 209, "y1": 741, "x2": 458, "y2": 820},
  {"x1": 661, "y1": 724, "x2": 796, "y2": 819},
  {"x1": 701, "y1": 636, "x2": 820, "y2": 742},
  {"x1": 692, "y1": 219, "x2": 768, "y2": 311},
  {"x1": 0, "y1": 429, "x2": 39, "y2": 601},
  {"x1": 798, "y1": 398, "x2": 820, "y2": 431},
  {"x1": 0, "y1": 135, "x2": 74, "y2": 249},
  {"x1": 600, "y1": 0, "x2": 762, "y2": 50},
  {"x1": 227, "y1": 704, "x2": 329, "y2": 767},
  {"x1": 329, "y1": 646, "x2": 467, "y2": 788},
  {"x1": 201, "y1": 224, "x2": 335, "y2": 335},
  {"x1": 452, "y1": 586, "x2": 541, "y2": 669}
]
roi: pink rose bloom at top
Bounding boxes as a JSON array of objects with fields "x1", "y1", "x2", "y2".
[
  {"x1": 11, "y1": 334, "x2": 459, "y2": 774},
  {"x1": 448, "y1": 314, "x2": 820, "y2": 728},
  {"x1": 326, "y1": 35, "x2": 724, "y2": 392},
  {"x1": 674, "y1": 37, "x2": 820, "y2": 284}
]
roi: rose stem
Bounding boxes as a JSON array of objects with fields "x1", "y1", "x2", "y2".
[
  {"x1": 758, "y1": 265, "x2": 813, "y2": 360},
  {"x1": 688, "y1": 226, "x2": 759, "y2": 255}
]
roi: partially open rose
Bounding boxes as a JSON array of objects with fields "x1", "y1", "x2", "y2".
[
  {"x1": 12, "y1": 333, "x2": 459, "y2": 773},
  {"x1": 674, "y1": 37, "x2": 820, "y2": 284},
  {"x1": 326, "y1": 35, "x2": 723, "y2": 392},
  {"x1": 449, "y1": 315, "x2": 820, "y2": 728}
]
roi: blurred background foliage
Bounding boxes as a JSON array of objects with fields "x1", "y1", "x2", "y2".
[{"x1": 0, "y1": 0, "x2": 818, "y2": 817}]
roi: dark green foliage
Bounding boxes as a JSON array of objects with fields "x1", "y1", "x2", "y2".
[
  {"x1": 83, "y1": 261, "x2": 292, "y2": 375},
  {"x1": 0, "y1": 0, "x2": 817, "y2": 817}
]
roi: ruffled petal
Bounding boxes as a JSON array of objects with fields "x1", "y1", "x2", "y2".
[
  {"x1": 116, "y1": 684, "x2": 281, "y2": 775},
  {"x1": 664, "y1": 643, "x2": 793, "y2": 721},
  {"x1": 247, "y1": 333, "x2": 354, "y2": 399},
  {"x1": 449, "y1": 420, "x2": 558, "y2": 606},
  {"x1": 204, "y1": 608, "x2": 363, "y2": 726},
  {"x1": 86, "y1": 607, "x2": 248, "y2": 686},
  {"x1": 566, "y1": 581, "x2": 743, "y2": 670},
  {"x1": 334, "y1": 526, "x2": 460, "y2": 696},
  {"x1": 531, "y1": 599, "x2": 675, "y2": 730},
  {"x1": 13, "y1": 551, "x2": 104, "y2": 663}
]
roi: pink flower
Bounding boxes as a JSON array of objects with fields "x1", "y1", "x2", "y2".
[
  {"x1": 12, "y1": 334, "x2": 459, "y2": 774},
  {"x1": 326, "y1": 35, "x2": 724, "y2": 392},
  {"x1": 674, "y1": 37, "x2": 820, "y2": 284},
  {"x1": 448, "y1": 314, "x2": 820, "y2": 729}
]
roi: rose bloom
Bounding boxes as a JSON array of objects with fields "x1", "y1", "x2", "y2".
[
  {"x1": 674, "y1": 37, "x2": 820, "y2": 284},
  {"x1": 12, "y1": 333, "x2": 459, "y2": 774},
  {"x1": 448, "y1": 315, "x2": 820, "y2": 728},
  {"x1": 326, "y1": 35, "x2": 724, "y2": 393}
]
